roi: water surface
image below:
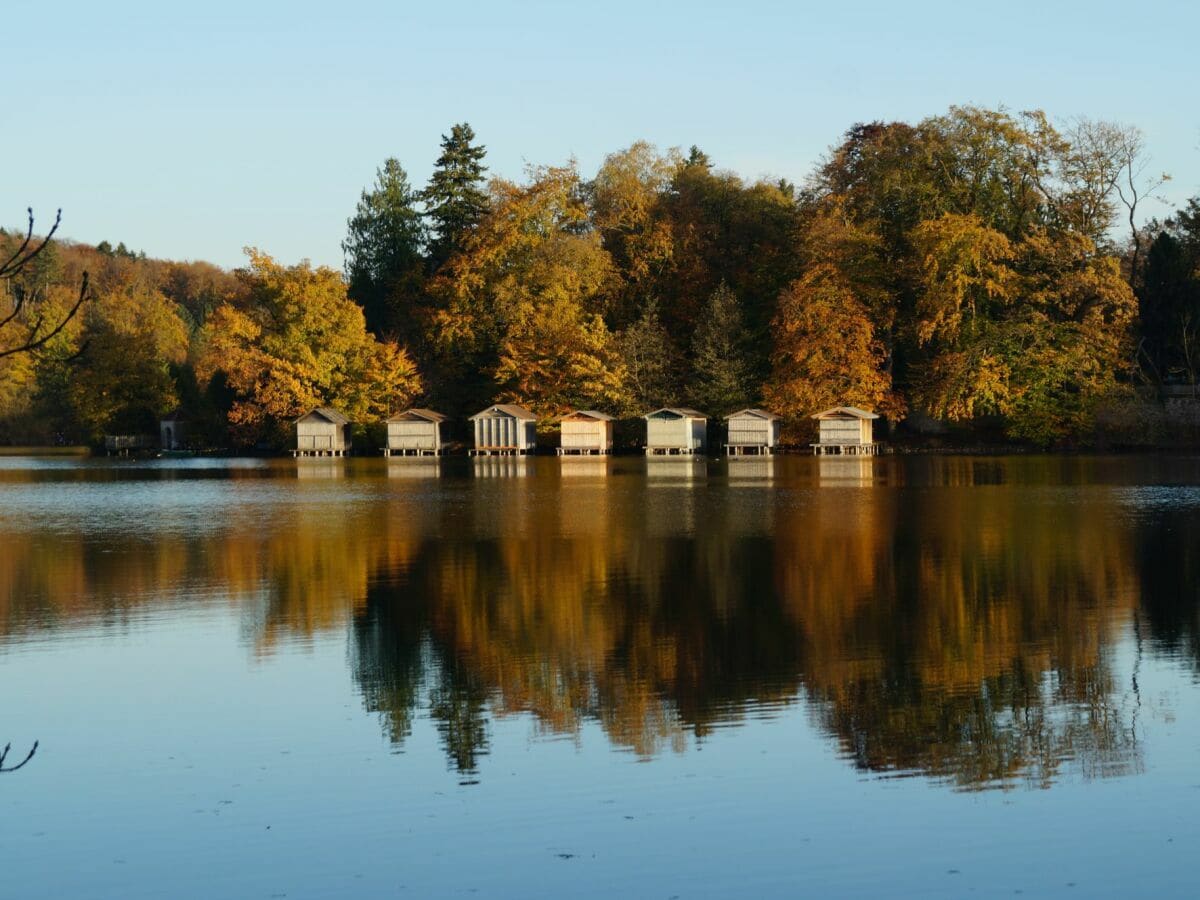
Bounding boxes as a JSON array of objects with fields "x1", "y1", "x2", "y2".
[{"x1": 2, "y1": 455, "x2": 1198, "y2": 897}]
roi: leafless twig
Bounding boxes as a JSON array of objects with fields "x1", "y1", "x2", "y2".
[
  {"x1": 0, "y1": 208, "x2": 92, "y2": 359},
  {"x1": 0, "y1": 740, "x2": 38, "y2": 772}
]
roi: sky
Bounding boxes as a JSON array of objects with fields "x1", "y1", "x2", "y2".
[{"x1": 8, "y1": 0, "x2": 1198, "y2": 270}]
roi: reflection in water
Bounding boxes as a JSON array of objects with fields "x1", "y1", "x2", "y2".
[
  {"x1": 645, "y1": 457, "x2": 704, "y2": 482},
  {"x1": 557, "y1": 456, "x2": 611, "y2": 479},
  {"x1": 386, "y1": 458, "x2": 442, "y2": 479},
  {"x1": 818, "y1": 456, "x2": 877, "y2": 485},
  {"x1": 2, "y1": 457, "x2": 1196, "y2": 789},
  {"x1": 726, "y1": 456, "x2": 775, "y2": 483},
  {"x1": 472, "y1": 457, "x2": 529, "y2": 478},
  {"x1": 295, "y1": 460, "x2": 346, "y2": 479}
]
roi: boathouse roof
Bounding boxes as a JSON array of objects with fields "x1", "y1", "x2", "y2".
[
  {"x1": 296, "y1": 407, "x2": 351, "y2": 425},
  {"x1": 469, "y1": 404, "x2": 536, "y2": 421},
  {"x1": 810, "y1": 406, "x2": 879, "y2": 420}
]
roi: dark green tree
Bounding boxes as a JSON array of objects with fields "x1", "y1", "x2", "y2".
[
  {"x1": 422, "y1": 123, "x2": 489, "y2": 271},
  {"x1": 689, "y1": 282, "x2": 753, "y2": 416},
  {"x1": 342, "y1": 159, "x2": 427, "y2": 340},
  {"x1": 616, "y1": 299, "x2": 679, "y2": 412},
  {"x1": 1139, "y1": 204, "x2": 1200, "y2": 383}
]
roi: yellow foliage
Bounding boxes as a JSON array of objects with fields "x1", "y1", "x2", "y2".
[
  {"x1": 197, "y1": 250, "x2": 421, "y2": 437},
  {"x1": 765, "y1": 265, "x2": 901, "y2": 421},
  {"x1": 912, "y1": 213, "x2": 1015, "y2": 346}
]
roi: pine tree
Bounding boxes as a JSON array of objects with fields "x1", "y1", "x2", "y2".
[
  {"x1": 423, "y1": 123, "x2": 489, "y2": 271},
  {"x1": 342, "y1": 159, "x2": 427, "y2": 340},
  {"x1": 690, "y1": 282, "x2": 753, "y2": 416},
  {"x1": 616, "y1": 299, "x2": 679, "y2": 412}
]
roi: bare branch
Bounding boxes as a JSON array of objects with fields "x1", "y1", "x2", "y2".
[
  {"x1": 0, "y1": 740, "x2": 39, "y2": 773},
  {"x1": 0, "y1": 209, "x2": 92, "y2": 359},
  {"x1": 0, "y1": 271, "x2": 90, "y2": 359},
  {"x1": 0, "y1": 208, "x2": 61, "y2": 279}
]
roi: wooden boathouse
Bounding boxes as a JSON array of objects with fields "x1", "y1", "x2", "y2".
[
  {"x1": 159, "y1": 409, "x2": 188, "y2": 451},
  {"x1": 294, "y1": 407, "x2": 352, "y2": 457},
  {"x1": 558, "y1": 410, "x2": 614, "y2": 455},
  {"x1": 644, "y1": 408, "x2": 707, "y2": 455},
  {"x1": 724, "y1": 408, "x2": 780, "y2": 456},
  {"x1": 810, "y1": 406, "x2": 880, "y2": 455},
  {"x1": 385, "y1": 408, "x2": 449, "y2": 456},
  {"x1": 469, "y1": 404, "x2": 537, "y2": 455}
]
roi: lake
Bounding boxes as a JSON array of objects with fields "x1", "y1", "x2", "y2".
[{"x1": 1, "y1": 454, "x2": 1198, "y2": 898}]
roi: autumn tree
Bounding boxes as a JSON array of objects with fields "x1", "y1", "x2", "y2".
[
  {"x1": 422, "y1": 123, "x2": 489, "y2": 272},
  {"x1": 590, "y1": 142, "x2": 677, "y2": 326},
  {"x1": 199, "y1": 250, "x2": 421, "y2": 444},
  {"x1": 343, "y1": 159, "x2": 427, "y2": 340},
  {"x1": 660, "y1": 155, "x2": 799, "y2": 361},
  {"x1": 68, "y1": 278, "x2": 189, "y2": 439},
  {"x1": 428, "y1": 164, "x2": 624, "y2": 418},
  {"x1": 765, "y1": 265, "x2": 896, "y2": 423}
]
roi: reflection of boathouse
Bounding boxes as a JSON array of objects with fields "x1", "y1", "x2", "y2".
[
  {"x1": 469, "y1": 404, "x2": 537, "y2": 456},
  {"x1": 810, "y1": 406, "x2": 880, "y2": 456},
  {"x1": 724, "y1": 409, "x2": 780, "y2": 456},
  {"x1": 386, "y1": 458, "x2": 441, "y2": 478},
  {"x1": 558, "y1": 456, "x2": 610, "y2": 478},
  {"x1": 727, "y1": 456, "x2": 775, "y2": 483},
  {"x1": 294, "y1": 407, "x2": 353, "y2": 457},
  {"x1": 644, "y1": 408, "x2": 707, "y2": 455},
  {"x1": 385, "y1": 408, "x2": 449, "y2": 456},
  {"x1": 558, "y1": 410, "x2": 615, "y2": 455},
  {"x1": 296, "y1": 459, "x2": 345, "y2": 479},
  {"x1": 472, "y1": 456, "x2": 529, "y2": 478},
  {"x1": 818, "y1": 456, "x2": 876, "y2": 485}
]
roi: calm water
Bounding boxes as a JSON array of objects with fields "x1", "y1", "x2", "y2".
[{"x1": 2, "y1": 454, "x2": 1199, "y2": 898}]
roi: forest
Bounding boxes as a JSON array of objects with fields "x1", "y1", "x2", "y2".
[{"x1": 2, "y1": 105, "x2": 1198, "y2": 449}]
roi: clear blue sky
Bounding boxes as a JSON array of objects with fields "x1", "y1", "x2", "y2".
[{"x1": 8, "y1": 0, "x2": 1198, "y2": 270}]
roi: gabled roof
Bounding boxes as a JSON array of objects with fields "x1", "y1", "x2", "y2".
[
  {"x1": 725, "y1": 408, "x2": 779, "y2": 421},
  {"x1": 296, "y1": 406, "x2": 351, "y2": 425},
  {"x1": 469, "y1": 403, "x2": 536, "y2": 421},
  {"x1": 643, "y1": 407, "x2": 706, "y2": 420},
  {"x1": 388, "y1": 408, "x2": 449, "y2": 423},
  {"x1": 561, "y1": 409, "x2": 615, "y2": 422},
  {"x1": 810, "y1": 406, "x2": 879, "y2": 420}
]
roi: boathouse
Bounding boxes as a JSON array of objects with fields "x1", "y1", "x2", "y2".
[
  {"x1": 385, "y1": 408, "x2": 449, "y2": 456},
  {"x1": 159, "y1": 409, "x2": 188, "y2": 451},
  {"x1": 558, "y1": 410, "x2": 614, "y2": 455},
  {"x1": 724, "y1": 409, "x2": 780, "y2": 456},
  {"x1": 810, "y1": 406, "x2": 880, "y2": 455},
  {"x1": 644, "y1": 408, "x2": 707, "y2": 455},
  {"x1": 469, "y1": 404, "x2": 537, "y2": 455},
  {"x1": 294, "y1": 407, "x2": 352, "y2": 457}
]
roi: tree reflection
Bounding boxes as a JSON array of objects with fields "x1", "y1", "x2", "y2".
[{"x1": 1, "y1": 458, "x2": 1195, "y2": 787}]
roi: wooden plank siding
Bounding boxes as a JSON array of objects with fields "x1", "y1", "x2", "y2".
[
  {"x1": 294, "y1": 408, "x2": 353, "y2": 457},
  {"x1": 810, "y1": 406, "x2": 881, "y2": 456},
  {"x1": 558, "y1": 411, "x2": 614, "y2": 455},
  {"x1": 644, "y1": 408, "x2": 707, "y2": 455},
  {"x1": 385, "y1": 409, "x2": 448, "y2": 456},
  {"x1": 724, "y1": 409, "x2": 781, "y2": 456}
]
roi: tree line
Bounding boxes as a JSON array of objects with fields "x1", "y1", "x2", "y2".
[{"x1": 2, "y1": 107, "x2": 1197, "y2": 448}]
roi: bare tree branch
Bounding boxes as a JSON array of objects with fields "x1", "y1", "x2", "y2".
[
  {"x1": 0, "y1": 271, "x2": 90, "y2": 360},
  {"x1": 0, "y1": 208, "x2": 91, "y2": 358},
  {"x1": 0, "y1": 740, "x2": 38, "y2": 773}
]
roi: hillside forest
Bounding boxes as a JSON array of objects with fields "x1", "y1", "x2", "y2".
[{"x1": 2, "y1": 106, "x2": 1199, "y2": 450}]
